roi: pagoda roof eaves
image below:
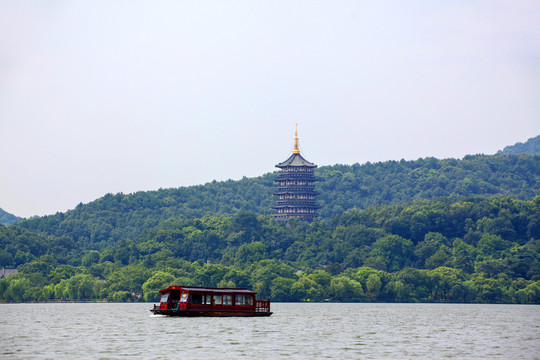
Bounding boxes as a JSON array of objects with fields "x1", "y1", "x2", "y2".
[{"x1": 275, "y1": 153, "x2": 317, "y2": 168}]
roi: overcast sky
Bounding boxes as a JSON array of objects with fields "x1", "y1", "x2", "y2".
[{"x1": 1, "y1": 1, "x2": 539, "y2": 218}]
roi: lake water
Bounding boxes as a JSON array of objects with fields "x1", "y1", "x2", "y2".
[{"x1": 1, "y1": 302, "x2": 539, "y2": 359}]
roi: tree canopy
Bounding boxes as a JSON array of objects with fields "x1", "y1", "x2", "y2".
[
  {"x1": 1, "y1": 196, "x2": 539, "y2": 304},
  {"x1": 497, "y1": 135, "x2": 540, "y2": 155},
  {"x1": 1, "y1": 153, "x2": 539, "y2": 304},
  {"x1": 12, "y1": 154, "x2": 540, "y2": 250},
  {"x1": 0, "y1": 208, "x2": 22, "y2": 226}
]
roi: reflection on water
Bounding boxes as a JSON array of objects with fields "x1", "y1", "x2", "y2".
[{"x1": 1, "y1": 302, "x2": 539, "y2": 359}]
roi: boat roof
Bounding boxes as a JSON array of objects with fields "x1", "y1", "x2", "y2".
[{"x1": 159, "y1": 286, "x2": 257, "y2": 295}]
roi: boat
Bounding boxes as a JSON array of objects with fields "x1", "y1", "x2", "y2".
[{"x1": 150, "y1": 286, "x2": 272, "y2": 317}]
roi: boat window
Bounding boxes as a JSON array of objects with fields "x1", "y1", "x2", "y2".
[
  {"x1": 180, "y1": 293, "x2": 189, "y2": 303},
  {"x1": 213, "y1": 295, "x2": 222, "y2": 305},
  {"x1": 236, "y1": 294, "x2": 246, "y2": 305},
  {"x1": 160, "y1": 293, "x2": 169, "y2": 303},
  {"x1": 236, "y1": 294, "x2": 253, "y2": 305},
  {"x1": 191, "y1": 293, "x2": 203, "y2": 304},
  {"x1": 223, "y1": 295, "x2": 232, "y2": 305},
  {"x1": 169, "y1": 290, "x2": 180, "y2": 302},
  {"x1": 205, "y1": 295, "x2": 212, "y2": 305}
]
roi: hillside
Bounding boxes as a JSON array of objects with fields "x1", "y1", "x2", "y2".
[
  {"x1": 1, "y1": 196, "x2": 539, "y2": 303},
  {"x1": 497, "y1": 135, "x2": 540, "y2": 155},
  {"x1": 14, "y1": 154, "x2": 540, "y2": 250},
  {"x1": 0, "y1": 208, "x2": 22, "y2": 226},
  {"x1": 1, "y1": 151, "x2": 539, "y2": 304}
]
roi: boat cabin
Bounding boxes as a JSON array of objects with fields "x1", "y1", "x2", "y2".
[{"x1": 151, "y1": 286, "x2": 272, "y2": 317}]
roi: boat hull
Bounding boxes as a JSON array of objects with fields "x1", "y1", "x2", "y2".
[{"x1": 150, "y1": 309, "x2": 272, "y2": 317}]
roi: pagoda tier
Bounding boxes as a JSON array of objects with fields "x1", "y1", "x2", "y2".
[{"x1": 272, "y1": 126, "x2": 319, "y2": 221}]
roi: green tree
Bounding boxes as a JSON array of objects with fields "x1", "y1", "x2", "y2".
[
  {"x1": 415, "y1": 232, "x2": 448, "y2": 268},
  {"x1": 291, "y1": 277, "x2": 324, "y2": 302},
  {"x1": 82, "y1": 250, "x2": 101, "y2": 267},
  {"x1": 329, "y1": 276, "x2": 365, "y2": 302},
  {"x1": 235, "y1": 241, "x2": 268, "y2": 267},
  {"x1": 430, "y1": 267, "x2": 466, "y2": 302},
  {"x1": 367, "y1": 235, "x2": 414, "y2": 272},
  {"x1": 5, "y1": 277, "x2": 32, "y2": 302},
  {"x1": 307, "y1": 270, "x2": 332, "y2": 298},
  {"x1": 54, "y1": 280, "x2": 68, "y2": 299},
  {"x1": 142, "y1": 271, "x2": 175, "y2": 301},
  {"x1": 230, "y1": 210, "x2": 262, "y2": 243},
  {"x1": 365, "y1": 273, "x2": 382, "y2": 299},
  {"x1": 477, "y1": 234, "x2": 514, "y2": 259},
  {"x1": 105, "y1": 265, "x2": 151, "y2": 297},
  {"x1": 67, "y1": 274, "x2": 97, "y2": 300},
  {"x1": 452, "y1": 239, "x2": 476, "y2": 273},
  {"x1": 425, "y1": 245, "x2": 452, "y2": 269},
  {"x1": 383, "y1": 280, "x2": 408, "y2": 301},
  {"x1": 271, "y1": 277, "x2": 295, "y2": 301}
]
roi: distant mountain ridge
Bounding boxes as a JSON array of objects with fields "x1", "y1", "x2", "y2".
[
  {"x1": 497, "y1": 135, "x2": 540, "y2": 155},
  {"x1": 0, "y1": 208, "x2": 22, "y2": 225}
]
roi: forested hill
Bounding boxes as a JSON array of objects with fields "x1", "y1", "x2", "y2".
[
  {"x1": 2, "y1": 153, "x2": 540, "y2": 304},
  {"x1": 0, "y1": 208, "x2": 22, "y2": 226},
  {"x1": 1, "y1": 196, "x2": 539, "y2": 303},
  {"x1": 316, "y1": 154, "x2": 538, "y2": 217},
  {"x1": 497, "y1": 135, "x2": 540, "y2": 155},
  {"x1": 14, "y1": 154, "x2": 540, "y2": 250}
]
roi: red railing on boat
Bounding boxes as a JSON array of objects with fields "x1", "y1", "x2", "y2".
[
  {"x1": 255, "y1": 300, "x2": 270, "y2": 313},
  {"x1": 153, "y1": 299, "x2": 271, "y2": 313},
  {"x1": 153, "y1": 302, "x2": 186, "y2": 311}
]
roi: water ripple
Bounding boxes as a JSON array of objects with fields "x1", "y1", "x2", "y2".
[{"x1": 1, "y1": 303, "x2": 539, "y2": 359}]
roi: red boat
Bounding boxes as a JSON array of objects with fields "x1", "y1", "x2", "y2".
[{"x1": 150, "y1": 286, "x2": 272, "y2": 317}]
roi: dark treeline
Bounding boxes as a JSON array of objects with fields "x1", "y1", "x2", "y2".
[
  {"x1": 12, "y1": 154, "x2": 540, "y2": 251},
  {"x1": 1, "y1": 196, "x2": 539, "y2": 304}
]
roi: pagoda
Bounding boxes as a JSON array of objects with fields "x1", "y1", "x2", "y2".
[{"x1": 272, "y1": 126, "x2": 319, "y2": 221}]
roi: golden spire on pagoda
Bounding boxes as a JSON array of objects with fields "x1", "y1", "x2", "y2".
[{"x1": 293, "y1": 123, "x2": 300, "y2": 154}]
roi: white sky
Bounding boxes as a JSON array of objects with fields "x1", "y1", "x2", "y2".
[{"x1": 1, "y1": 1, "x2": 539, "y2": 218}]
